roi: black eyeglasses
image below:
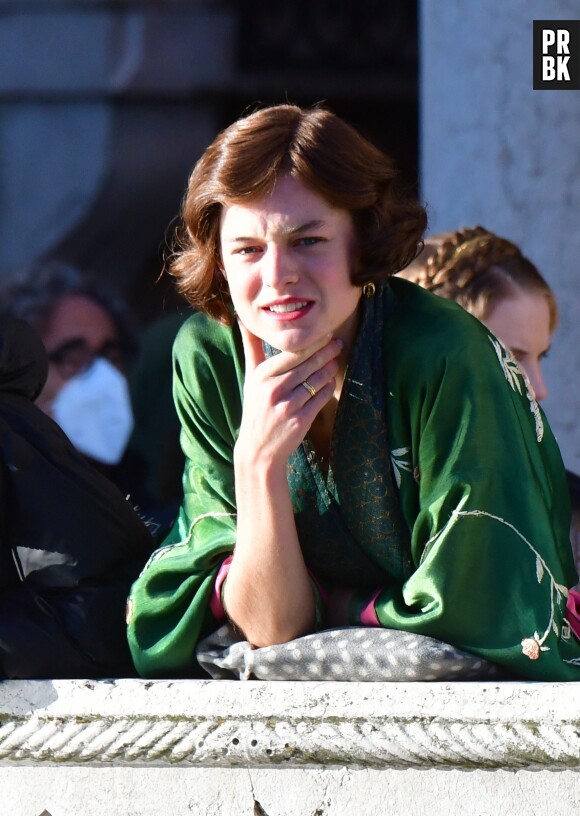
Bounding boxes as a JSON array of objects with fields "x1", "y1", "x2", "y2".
[{"x1": 47, "y1": 338, "x2": 129, "y2": 380}]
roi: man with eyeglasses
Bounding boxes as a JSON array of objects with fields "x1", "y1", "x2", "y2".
[{"x1": 0, "y1": 262, "x2": 136, "y2": 470}]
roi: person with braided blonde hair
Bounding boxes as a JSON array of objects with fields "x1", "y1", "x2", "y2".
[
  {"x1": 127, "y1": 106, "x2": 580, "y2": 681},
  {"x1": 399, "y1": 226, "x2": 580, "y2": 578},
  {"x1": 399, "y1": 226, "x2": 557, "y2": 402}
]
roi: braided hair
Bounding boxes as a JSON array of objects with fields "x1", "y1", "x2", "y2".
[{"x1": 400, "y1": 226, "x2": 558, "y2": 331}]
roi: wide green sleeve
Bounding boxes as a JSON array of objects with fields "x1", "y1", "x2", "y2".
[
  {"x1": 126, "y1": 314, "x2": 244, "y2": 677},
  {"x1": 358, "y1": 280, "x2": 580, "y2": 680}
]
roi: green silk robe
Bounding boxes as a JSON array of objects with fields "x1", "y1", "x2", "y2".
[{"x1": 127, "y1": 277, "x2": 580, "y2": 679}]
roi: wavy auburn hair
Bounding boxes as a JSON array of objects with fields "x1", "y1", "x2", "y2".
[{"x1": 169, "y1": 104, "x2": 427, "y2": 324}]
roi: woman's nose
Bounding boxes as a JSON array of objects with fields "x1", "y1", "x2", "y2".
[
  {"x1": 262, "y1": 246, "x2": 298, "y2": 288},
  {"x1": 525, "y1": 360, "x2": 548, "y2": 402}
]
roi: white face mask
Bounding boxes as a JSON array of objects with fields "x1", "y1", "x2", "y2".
[{"x1": 52, "y1": 357, "x2": 134, "y2": 465}]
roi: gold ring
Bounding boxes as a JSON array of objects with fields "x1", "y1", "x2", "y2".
[{"x1": 301, "y1": 380, "x2": 317, "y2": 398}]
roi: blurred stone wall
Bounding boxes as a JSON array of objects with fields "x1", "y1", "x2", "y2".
[
  {"x1": 0, "y1": 0, "x2": 418, "y2": 320},
  {"x1": 421, "y1": 0, "x2": 580, "y2": 471},
  {"x1": 0, "y1": 1, "x2": 237, "y2": 317}
]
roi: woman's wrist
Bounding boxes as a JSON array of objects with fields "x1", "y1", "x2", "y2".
[{"x1": 209, "y1": 555, "x2": 234, "y2": 623}]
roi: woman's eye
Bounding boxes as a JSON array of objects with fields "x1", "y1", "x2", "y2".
[
  {"x1": 296, "y1": 236, "x2": 323, "y2": 247},
  {"x1": 236, "y1": 246, "x2": 261, "y2": 256}
]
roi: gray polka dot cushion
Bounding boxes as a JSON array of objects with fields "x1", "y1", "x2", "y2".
[{"x1": 196, "y1": 624, "x2": 505, "y2": 681}]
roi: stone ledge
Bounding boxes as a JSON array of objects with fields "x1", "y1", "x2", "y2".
[{"x1": 0, "y1": 679, "x2": 579, "y2": 770}]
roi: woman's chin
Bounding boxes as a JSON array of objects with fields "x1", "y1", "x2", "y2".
[{"x1": 261, "y1": 330, "x2": 321, "y2": 356}]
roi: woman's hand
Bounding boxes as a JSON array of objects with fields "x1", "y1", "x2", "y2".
[
  {"x1": 223, "y1": 322, "x2": 342, "y2": 647},
  {"x1": 235, "y1": 321, "x2": 342, "y2": 469}
]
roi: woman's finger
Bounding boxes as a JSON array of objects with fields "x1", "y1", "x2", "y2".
[
  {"x1": 237, "y1": 320, "x2": 266, "y2": 372},
  {"x1": 237, "y1": 320, "x2": 341, "y2": 424},
  {"x1": 296, "y1": 376, "x2": 336, "y2": 412},
  {"x1": 290, "y1": 338, "x2": 343, "y2": 389},
  {"x1": 237, "y1": 320, "x2": 335, "y2": 376}
]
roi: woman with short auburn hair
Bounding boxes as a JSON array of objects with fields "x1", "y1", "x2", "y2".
[
  {"x1": 127, "y1": 104, "x2": 580, "y2": 681},
  {"x1": 170, "y1": 104, "x2": 425, "y2": 324}
]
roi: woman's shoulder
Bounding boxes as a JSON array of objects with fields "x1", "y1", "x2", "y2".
[
  {"x1": 386, "y1": 276, "x2": 492, "y2": 363},
  {"x1": 174, "y1": 310, "x2": 237, "y2": 357},
  {"x1": 173, "y1": 311, "x2": 245, "y2": 379},
  {"x1": 388, "y1": 275, "x2": 481, "y2": 332},
  {"x1": 172, "y1": 311, "x2": 244, "y2": 411}
]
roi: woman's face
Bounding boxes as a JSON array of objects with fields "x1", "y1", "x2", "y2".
[
  {"x1": 484, "y1": 289, "x2": 552, "y2": 401},
  {"x1": 219, "y1": 174, "x2": 362, "y2": 357}
]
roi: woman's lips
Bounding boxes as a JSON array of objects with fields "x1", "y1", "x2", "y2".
[{"x1": 262, "y1": 300, "x2": 314, "y2": 321}]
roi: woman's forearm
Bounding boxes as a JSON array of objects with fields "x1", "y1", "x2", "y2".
[{"x1": 223, "y1": 454, "x2": 315, "y2": 647}]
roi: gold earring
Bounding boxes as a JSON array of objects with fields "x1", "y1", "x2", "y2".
[{"x1": 362, "y1": 282, "x2": 376, "y2": 298}]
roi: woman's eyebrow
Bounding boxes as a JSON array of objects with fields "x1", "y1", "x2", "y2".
[
  {"x1": 286, "y1": 219, "x2": 326, "y2": 235},
  {"x1": 226, "y1": 220, "x2": 327, "y2": 243},
  {"x1": 269, "y1": 219, "x2": 328, "y2": 239}
]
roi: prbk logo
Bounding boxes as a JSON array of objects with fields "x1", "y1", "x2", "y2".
[{"x1": 533, "y1": 20, "x2": 580, "y2": 89}]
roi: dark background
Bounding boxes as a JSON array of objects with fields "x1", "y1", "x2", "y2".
[{"x1": 0, "y1": 1, "x2": 419, "y2": 325}]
